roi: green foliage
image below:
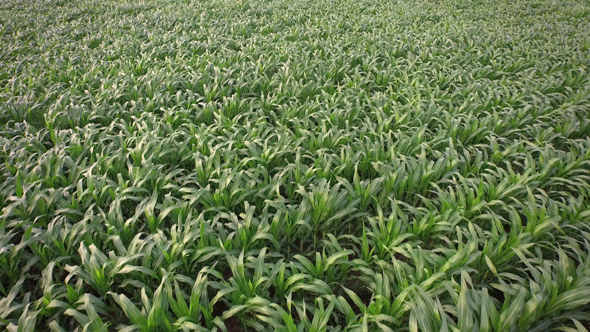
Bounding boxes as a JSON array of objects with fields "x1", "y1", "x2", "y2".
[{"x1": 1, "y1": 0, "x2": 590, "y2": 330}]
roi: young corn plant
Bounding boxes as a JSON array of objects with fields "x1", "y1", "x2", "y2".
[{"x1": 2, "y1": 0, "x2": 590, "y2": 330}]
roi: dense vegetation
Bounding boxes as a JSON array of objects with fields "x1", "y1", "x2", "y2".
[{"x1": 2, "y1": 0, "x2": 590, "y2": 330}]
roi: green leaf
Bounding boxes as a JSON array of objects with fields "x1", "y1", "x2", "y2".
[{"x1": 109, "y1": 293, "x2": 147, "y2": 328}]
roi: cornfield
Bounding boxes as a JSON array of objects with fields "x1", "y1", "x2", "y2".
[{"x1": 1, "y1": 0, "x2": 590, "y2": 330}]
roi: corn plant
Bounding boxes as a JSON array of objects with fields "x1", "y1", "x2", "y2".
[{"x1": 1, "y1": 0, "x2": 590, "y2": 330}]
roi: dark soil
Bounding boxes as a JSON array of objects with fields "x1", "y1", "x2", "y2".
[{"x1": 212, "y1": 300, "x2": 242, "y2": 332}]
